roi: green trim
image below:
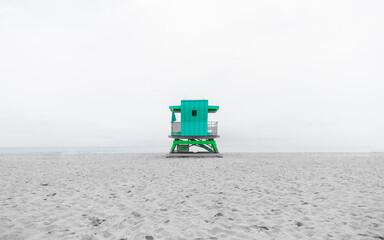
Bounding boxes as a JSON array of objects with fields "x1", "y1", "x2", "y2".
[
  {"x1": 173, "y1": 140, "x2": 216, "y2": 145},
  {"x1": 171, "y1": 142, "x2": 177, "y2": 151},
  {"x1": 211, "y1": 142, "x2": 217, "y2": 150},
  {"x1": 198, "y1": 144, "x2": 213, "y2": 152},
  {"x1": 170, "y1": 139, "x2": 219, "y2": 153}
]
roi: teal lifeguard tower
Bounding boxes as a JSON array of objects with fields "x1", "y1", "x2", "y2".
[{"x1": 166, "y1": 100, "x2": 222, "y2": 158}]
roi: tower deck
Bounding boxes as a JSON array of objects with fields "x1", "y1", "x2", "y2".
[
  {"x1": 166, "y1": 152, "x2": 223, "y2": 158},
  {"x1": 168, "y1": 135, "x2": 220, "y2": 139}
]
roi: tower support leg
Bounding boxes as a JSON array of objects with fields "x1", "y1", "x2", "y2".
[
  {"x1": 170, "y1": 140, "x2": 178, "y2": 153},
  {"x1": 169, "y1": 139, "x2": 220, "y2": 154}
]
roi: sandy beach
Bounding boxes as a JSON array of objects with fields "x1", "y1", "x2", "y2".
[{"x1": 0, "y1": 153, "x2": 383, "y2": 240}]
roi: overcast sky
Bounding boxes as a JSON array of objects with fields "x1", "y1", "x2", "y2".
[{"x1": 0, "y1": 0, "x2": 383, "y2": 152}]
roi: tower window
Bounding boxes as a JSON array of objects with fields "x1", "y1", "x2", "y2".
[{"x1": 192, "y1": 110, "x2": 197, "y2": 116}]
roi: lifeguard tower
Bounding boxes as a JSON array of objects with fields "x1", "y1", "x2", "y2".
[{"x1": 166, "y1": 100, "x2": 223, "y2": 158}]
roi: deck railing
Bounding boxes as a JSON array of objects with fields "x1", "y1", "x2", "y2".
[
  {"x1": 171, "y1": 122, "x2": 181, "y2": 133},
  {"x1": 208, "y1": 121, "x2": 218, "y2": 135},
  {"x1": 171, "y1": 121, "x2": 218, "y2": 135}
]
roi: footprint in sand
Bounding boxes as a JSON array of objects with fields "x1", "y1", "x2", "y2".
[
  {"x1": 131, "y1": 211, "x2": 141, "y2": 218},
  {"x1": 295, "y1": 221, "x2": 303, "y2": 227}
]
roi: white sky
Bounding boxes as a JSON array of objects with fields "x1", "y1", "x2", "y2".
[{"x1": 0, "y1": 0, "x2": 383, "y2": 152}]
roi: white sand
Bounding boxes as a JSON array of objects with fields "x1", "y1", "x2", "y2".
[{"x1": 0, "y1": 153, "x2": 383, "y2": 240}]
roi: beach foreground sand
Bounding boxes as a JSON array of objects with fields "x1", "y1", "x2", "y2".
[{"x1": 0, "y1": 153, "x2": 383, "y2": 240}]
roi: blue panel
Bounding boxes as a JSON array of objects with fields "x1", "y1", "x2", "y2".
[{"x1": 179, "y1": 100, "x2": 208, "y2": 136}]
